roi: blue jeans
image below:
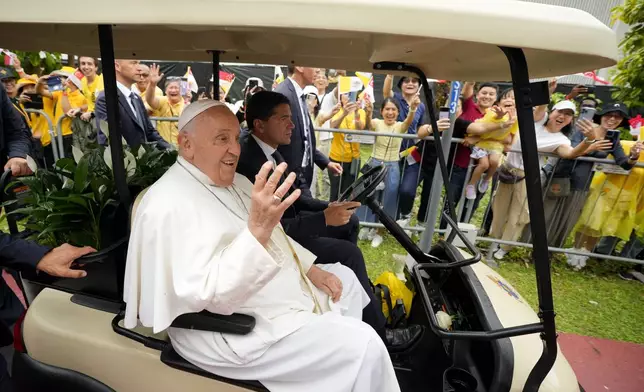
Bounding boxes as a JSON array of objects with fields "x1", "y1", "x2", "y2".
[
  {"x1": 398, "y1": 160, "x2": 421, "y2": 218},
  {"x1": 595, "y1": 233, "x2": 644, "y2": 260},
  {"x1": 357, "y1": 158, "x2": 401, "y2": 223}
]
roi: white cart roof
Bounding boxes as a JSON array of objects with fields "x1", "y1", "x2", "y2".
[{"x1": 0, "y1": 0, "x2": 618, "y2": 81}]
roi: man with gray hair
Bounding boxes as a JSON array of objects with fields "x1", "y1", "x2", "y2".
[{"x1": 123, "y1": 100, "x2": 400, "y2": 392}]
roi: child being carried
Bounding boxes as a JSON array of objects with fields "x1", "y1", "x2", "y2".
[{"x1": 465, "y1": 89, "x2": 518, "y2": 199}]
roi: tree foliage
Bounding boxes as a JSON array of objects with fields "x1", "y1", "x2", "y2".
[
  {"x1": 611, "y1": 0, "x2": 644, "y2": 108},
  {"x1": 1, "y1": 50, "x2": 61, "y2": 75}
]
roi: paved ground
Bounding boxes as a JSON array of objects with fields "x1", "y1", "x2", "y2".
[{"x1": 559, "y1": 332, "x2": 644, "y2": 392}]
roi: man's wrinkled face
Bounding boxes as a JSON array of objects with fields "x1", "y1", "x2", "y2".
[
  {"x1": 257, "y1": 103, "x2": 294, "y2": 146},
  {"x1": 115, "y1": 60, "x2": 140, "y2": 85},
  {"x1": 136, "y1": 64, "x2": 150, "y2": 89},
  {"x1": 179, "y1": 107, "x2": 241, "y2": 187},
  {"x1": 476, "y1": 86, "x2": 497, "y2": 109},
  {"x1": 79, "y1": 57, "x2": 97, "y2": 78}
]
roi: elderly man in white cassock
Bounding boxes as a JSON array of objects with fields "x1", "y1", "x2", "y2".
[{"x1": 123, "y1": 100, "x2": 400, "y2": 392}]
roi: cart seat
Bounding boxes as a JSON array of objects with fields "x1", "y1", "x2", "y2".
[{"x1": 160, "y1": 344, "x2": 267, "y2": 391}]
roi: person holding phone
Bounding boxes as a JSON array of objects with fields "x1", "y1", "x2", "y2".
[
  {"x1": 382, "y1": 74, "x2": 426, "y2": 226},
  {"x1": 562, "y1": 103, "x2": 642, "y2": 270},
  {"x1": 358, "y1": 97, "x2": 418, "y2": 248},
  {"x1": 328, "y1": 94, "x2": 365, "y2": 201}
]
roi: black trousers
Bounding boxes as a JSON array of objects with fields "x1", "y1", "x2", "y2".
[{"x1": 297, "y1": 235, "x2": 386, "y2": 331}]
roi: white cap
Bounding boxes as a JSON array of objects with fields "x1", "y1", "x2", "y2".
[
  {"x1": 552, "y1": 100, "x2": 577, "y2": 115},
  {"x1": 302, "y1": 85, "x2": 318, "y2": 97},
  {"x1": 178, "y1": 99, "x2": 227, "y2": 131},
  {"x1": 67, "y1": 74, "x2": 82, "y2": 90}
]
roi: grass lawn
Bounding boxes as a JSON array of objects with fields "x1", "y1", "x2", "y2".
[{"x1": 358, "y1": 221, "x2": 644, "y2": 345}]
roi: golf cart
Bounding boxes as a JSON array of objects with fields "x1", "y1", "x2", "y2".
[{"x1": 0, "y1": 1, "x2": 617, "y2": 391}]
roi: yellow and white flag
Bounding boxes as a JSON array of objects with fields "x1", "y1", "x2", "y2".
[
  {"x1": 337, "y1": 76, "x2": 364, "y2": 95},
  {"x1": 183, "y1": 66, "x2": 199, "y2": 93},
  {"x1": 357, "y1": 72, "x2": 375, "y2": 104},
  {"x1": 272, "y1": 66, "x2": 285, "y2": 90}
]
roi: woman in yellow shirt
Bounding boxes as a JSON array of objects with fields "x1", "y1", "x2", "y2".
[
  {"x1": 358, "y1": 96, "x2": 419, "y2": 247},
  {"x1": 328, "y1": 94, "x2": 365, "y2": 201},
  {"x1": 145, "y1": 64, "x2": 185, "y2": 146}
]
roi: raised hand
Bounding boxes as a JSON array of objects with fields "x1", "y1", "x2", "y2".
[
  {"x1": 577, "y1": 119, "x2": 598, "y2": 140},
  {"x1": 491, "y1": 105, "x2": 506, "y2": 120},
  {"x1": 248, "y1": 162, "x2": 301, "y2": 245},
  {"x1": 587, "y1": 140, "x2": 612, "y2": 153},
  {"x1": 148, "y1": 63, "x2": 164, "y2": 85},
  {"x1": 411, "y1": 93, "x2": 421, "y2": 110}
]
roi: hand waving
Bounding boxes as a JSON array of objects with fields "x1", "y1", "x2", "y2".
[
  {"x1": 148, "y1": 63, "x2": 164, "y2": 85},
  {"x1": 248, "y1": 162, "x2": 301, "y2": 245}
]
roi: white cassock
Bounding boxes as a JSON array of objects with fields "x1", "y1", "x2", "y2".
[{"x1": 123, "y1": 156, "x2": 400, "y2": 392}]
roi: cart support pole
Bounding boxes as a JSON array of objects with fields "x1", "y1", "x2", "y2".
[
  {"x1": 210, "y1": 50, "x2": 221, "y2": 101},
  {"x1": 98, "y1": 24, "x2": 131, "y2": 209},
  {"x1": 500, "y1": 47, "x2": 557, "y2": 392}
]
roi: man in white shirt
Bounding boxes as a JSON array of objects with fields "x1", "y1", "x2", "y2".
[
  {"x1": 274, "y1": 66, "x2": 342, "y2": 197},
  {"x1": 123, "y1": 100, "x2": 400, "y2": 392}
]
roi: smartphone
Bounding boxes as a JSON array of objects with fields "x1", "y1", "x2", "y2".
[
  {"x1": 439, "y1": 107, "x2": 450, "y2": 121},
  {"x1": 605, "y1": 130, "x2": 620, "y2": 152},
  {"x1": 22, "y1": 93, "x2": 44, "y2": 110},
  {"x1": 585, "y1": 85, "x2": 595, "y2": 94},
  {"x1": 47, "y1": 76, "x2": 64, "y2": 92},
  {"x1": 578, "y1": 106, "x2": 596, "y2": 123},
  {"x1": 248, "y1": 79, "x2": 259, "y2": 90}
]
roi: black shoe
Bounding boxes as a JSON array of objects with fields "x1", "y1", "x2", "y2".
[
  {"x1": 385, "y1": 325, "x2": 423, "y2": 353},
  {"x1": 618, "y1": 271, "x2": 634, "y2": 281}
]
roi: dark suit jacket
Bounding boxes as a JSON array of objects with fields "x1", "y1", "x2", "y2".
[
  {"x1": 94, "y1": 89, "x2": 171, "y2": 150},
  {"x1": 0, "y1": 233, "x2": 51, "y2": 345},
  {"x1": 274, "y1": 79, "x2": 329, "y2": 187},
  {"x1": 0, "y1": 83, "x2": 31, "y2": 168},
  {"x1": 236, "y1": 130, "x2": 330, "y2": 240}
]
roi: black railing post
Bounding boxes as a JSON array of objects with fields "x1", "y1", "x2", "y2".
[
  {"x1": 98, "y1": 24, "x2": 131, "y2": 209},
  {"x1": 210, "y1": 50, "x2": 221, "y2": 100},
  {"x1": 500, "y1": 46, "x2": 557, "y2": 392}
]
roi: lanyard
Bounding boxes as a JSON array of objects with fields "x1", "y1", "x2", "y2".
[{"x1": 178, "y1": 161, "x2": 323, "y2": 314}]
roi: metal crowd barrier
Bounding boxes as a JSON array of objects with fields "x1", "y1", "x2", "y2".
[
  {"x1": 314, "y1": 127, "x2": 644, "y2": 266},
  {"x1": 23, "y1": 109, "x2": 59, "y2": 164}
]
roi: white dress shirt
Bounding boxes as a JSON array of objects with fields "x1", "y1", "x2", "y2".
[
  {"x1": 252, "y1": 134, "x2": 277, "y2": 166},
  {"x1": 117, "y1": 81, "x2": 138, "y2": 119},
  {"x1": 288, "y1": 77, "x2": 313, "y2": 168}
]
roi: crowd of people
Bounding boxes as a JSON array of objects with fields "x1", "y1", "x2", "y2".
[{"x1": 1, "y1": 55, "x2": 643, "y2": 273}]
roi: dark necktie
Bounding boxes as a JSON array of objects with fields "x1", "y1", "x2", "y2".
[{"x1": 272, "y1": 150, "x2": 285, "y2": 165}]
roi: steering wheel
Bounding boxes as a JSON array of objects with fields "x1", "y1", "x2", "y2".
[{"x1": 338, "y1": 165, "x2": 388, "y2": 204}]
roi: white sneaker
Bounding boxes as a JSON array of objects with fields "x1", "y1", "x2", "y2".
[
  {"x1": 493, "y1": 248, "x2": 507, "y2": 260},
  {"x1": 396, "y1": 218, "x2": 412, "y2": 237},
  {"x1": 371, "y1": 234, "x2": 384, "y2": 248},
  {"x1": 574, "y1": 255, "x2": 589, "y2": 271},
  {"x1": 565, "y1": 250, "x2": 581, "y2": 268},
  {"x1": 358, "y1": 227, "x2": 371, "y2": 241},
  {"x1": 367, "y1": 228, "x2": 376, "y2": 241}
]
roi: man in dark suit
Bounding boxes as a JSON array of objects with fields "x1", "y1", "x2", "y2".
[
  {"x1": 95, "y1": 59, "x2": 171, "y2": 149},
  {"x1": 237, "y1": 91, "x2": 422, "y2": 349},
  {"x1": 0, "y1": 81, "x2": 95, "y2": 391},
  {"x1": 274, "y1": 66, "x2": 342, "y2": 197}
]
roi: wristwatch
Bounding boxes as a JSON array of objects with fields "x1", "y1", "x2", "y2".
[{"x1": 582, "y1": 137, "x2": 596, "y2": 144}]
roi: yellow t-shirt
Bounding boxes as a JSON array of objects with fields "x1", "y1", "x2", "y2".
[
  {"x1": 152, "y1": 96, "x2": 184, "y2": 146},
  {"x1": 81, "y1": 74, "x2": 104, "y2": 113},
  {"x1": 36, "y1": 96, "x2": 56, "y2": 146},
  {"x1": 329, "y1": 109, "x2": 364, "y2": 163},
  {"x1": 472, "y1": 109, "x2": 518, "y2": 153},
  {"x1": 134, "y1": 85, "x2": 164, "y2": 114},
  {"x1": 370, "y1": 118, "x2": 405, "y2": 162},
  {"x1": 53, "y1": 89, "x2": 88, "y2": 137}
]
